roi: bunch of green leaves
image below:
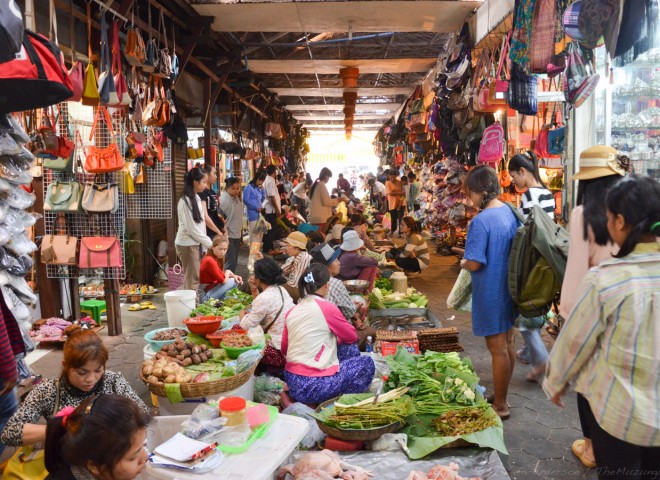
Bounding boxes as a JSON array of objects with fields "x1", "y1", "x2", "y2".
[
  {"x1": 374, "y1": 277, "x2": 392, "y2": 292},
  {"x1": 430, "y1": 406, "x2": 498, "y2": 437},
  {"x1": 311, "y1": 393, "x2": 414, "y2": 430}
]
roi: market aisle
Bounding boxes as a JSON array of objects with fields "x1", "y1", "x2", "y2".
[{"x1": 411, "y1": 253, "x2": 596, "y2": 480}]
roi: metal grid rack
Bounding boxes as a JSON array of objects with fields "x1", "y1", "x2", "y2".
[
  {"x1": 43, "y1": 103, "x2": 126, "y2": 280},
  {"x1": 125, "y1": 142, "x2": 173, "y2": 219}
]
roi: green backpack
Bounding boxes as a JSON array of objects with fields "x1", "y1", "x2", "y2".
[{"x1": 507, "y1": 203, "x2": 569, "y2": 318}]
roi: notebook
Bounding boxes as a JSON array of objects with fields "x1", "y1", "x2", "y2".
[{"x1": 153, "y1": 433, "x2": 214, "y2": 463}]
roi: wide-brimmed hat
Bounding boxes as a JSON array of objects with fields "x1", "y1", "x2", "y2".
[
  {"x1": 284, "y1": 231, "x2": 308, "y2": 250},
  {"x1": 340, "y1": 230, "x2": 364, "y2": 251},
  {"x1": 310, "y1": 243, "x2": 342, "y2": 266},
  {"x1": 572, "y1": 145, "x2": 627, "y2": 180}
]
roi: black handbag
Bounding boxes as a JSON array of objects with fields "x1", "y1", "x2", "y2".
[{"x1": 507, "y1": 62, "x2": 538, "y2": 116}]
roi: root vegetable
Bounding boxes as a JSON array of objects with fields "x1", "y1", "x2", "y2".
[
  {"x1": 193, "y1": 372, "x2": 209, "y2": 383},
  {"x1": 142, "y1": 365, "x2": 153, "y2": 376},
  {"x1": 182, "y1": 357, "x2": 193, "y2": 367},
  {"x1": 152, "y1": 367, "x2": 163, "y2": 378},
  {"x1": 199, "y1": 354, "x2": 208, "y2": 363},
  {"x1": 175, "y1": 354, "x2": 184, "y2": 362},
  {"x1": 181, "y1": 349, "x2": 192, "y2": 358},
  {"x1": 191, "y1": 345, "x2": 201, "y2": 355},
  {"x1": 192, "y1": 354, "x2": 201, "y2": 365},
  {"x1": 147, "y1": 375, "x2": 159, "y2": 384},
  {"x1": 206, "y1": 350, "x2": 213, "y2": 358},
  {"x1": 200, "y1": 344, "x2": 208, "y2": 352},
  {"x1": 175, "y1": 374, "x2": 187, "y2": 383},
  {"x1": 164, "y1": 374, "x2": 176, "y2": 384}
]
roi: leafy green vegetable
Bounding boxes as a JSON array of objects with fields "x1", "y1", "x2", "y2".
[
  {"x1": 185, "y1": 332, "x2": 213, "y2": 347},
  {"x1": 311, "y1": 393, "x2": 414, "y2": 429},
  {"x1": 375, "y1": 277, "x2": 392, "y2": 291}
]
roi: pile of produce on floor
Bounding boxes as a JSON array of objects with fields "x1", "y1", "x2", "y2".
[
  {"x1": 189, "y1": 289, "x2": 253, "y2": 318},
  {"x1": 369, "y1": 284, "x2": 428, "y2": 310}
]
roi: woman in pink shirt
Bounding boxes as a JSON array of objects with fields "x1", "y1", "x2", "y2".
[{"x1": 281, "y1": 264, "x2": 375, "y2": 404}]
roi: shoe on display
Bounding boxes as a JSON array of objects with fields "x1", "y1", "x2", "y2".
[
  {"x1": 0, "y1": 156, "x2": 33, "y2": 185},
  {"x1": 0, "y1": 114, "x2": 30, "y2": 145},
  {"x1": 0, "y1": 246, "x2": 11, "y2": 270},
  {"x1": 0, "y1": 225, "x2": 11, "y2": 247},
  {"x1": 6, "y1": 256, "x2": 28, "y2": 277},
  {"x1": 5, "y1": 232, "x2": 36, "y2": 256},
  {"x1": 0, "y1": 132, "x2": 22, "y2": 157},
  {"x1": 3, "y1": 186, "x2": 36, "y2": 209},
  {"x1": 4, "y1": 273, "x2": 37, "y2": 304},
  {"x1": 1, "y1": 285, "x2": 30, "y2": 321}
]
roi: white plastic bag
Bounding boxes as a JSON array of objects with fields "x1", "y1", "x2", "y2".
[{"x1": 447, "y1": 268, "x2": 472, "y2": 312}]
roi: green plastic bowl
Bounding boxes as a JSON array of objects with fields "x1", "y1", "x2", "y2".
[
  {"x1": 221, "y1": 342, "x2": 264, "y2": 359},
  {"x1": 144, "y1": 327, "x2": 188, "y2": 351}
]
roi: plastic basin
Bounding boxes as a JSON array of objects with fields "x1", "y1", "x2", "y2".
[
  {"x1": 183, "y1": 316, "x2": 223, "y2": 335},
  {"x1": 222, "y1": 342, "x2": 264, "y2": 359},
  {"x1": 143, "y1": 327, "x2": 188, "y2": 351},
  {"x1": 206, "y1": 329, "x2": 247, "y2": 348}
]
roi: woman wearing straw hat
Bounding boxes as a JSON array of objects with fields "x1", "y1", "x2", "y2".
[
  {"x1": 559, "y1": 145, "x2": 629, "y2": 469},
  {"x1": 281, "y1": 231, "x2": 313, "y2": 303}
]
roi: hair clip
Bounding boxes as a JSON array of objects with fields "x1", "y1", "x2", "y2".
[{"x1": 304, "y1": 272, "x2": 315, "y2": 284}]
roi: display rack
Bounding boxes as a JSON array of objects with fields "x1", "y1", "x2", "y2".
[
  {"x1": 43, "y1": 103, "x2": 126, "y2": 280},
  {"x1": 125, "y1": 143, "x2": 173, "y2": 219}
]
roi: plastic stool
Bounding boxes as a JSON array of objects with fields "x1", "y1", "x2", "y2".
[{"x1": 80, "y1": 299, "x2": 107, "y2": 325}]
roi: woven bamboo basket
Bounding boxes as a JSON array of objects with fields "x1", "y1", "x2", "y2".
[
  {"x1": 139, "y1": 360, "x2": 258, "y2": 398},
  {"x1": 314, "y1": 398, "x2": 404, "y2": 441}
]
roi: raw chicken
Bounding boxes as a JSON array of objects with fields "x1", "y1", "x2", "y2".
[
  {"x1": 405, "y1": 462, "x2": 483, "y2": 480},
  {"x1": 296, "y1": 471, "x2": 338, "y2": 480},
  {"x1": 405, "y1": 472, "x2": 430, "y2": 480},
  {"x1": 342, "y1": 471, "x2": 370, "y2": 480},
  {"x1": 277, "y1": 450, "x2": 372, "y2": 480}
]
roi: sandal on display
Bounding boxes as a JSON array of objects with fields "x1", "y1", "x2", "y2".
[{"x1": 128, "y1": 303, "x2": 145, "y2": 312}]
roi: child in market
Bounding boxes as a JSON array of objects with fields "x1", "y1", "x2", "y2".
[
  {"x1": 44, "y1": 394, "x2": 151, "y2": 480},
  {"x1": 544, "y1": 175, "x2": 660, "y2": 478},
  {"x1": 281, "y1": 231, "x2": 313, "y2": 303}
]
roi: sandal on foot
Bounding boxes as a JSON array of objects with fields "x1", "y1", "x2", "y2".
[
  {"x1": 493, "y1": 407, "x2": 510, "y2": 420},
  {"x1": 486, "y1": 394, "x2": 510, "y2": 407},
  {"x1": 571, "y1": 439, "x2": 597, "y2": 468},
  {"x1": 526, "y1": 363, "x2": 547, "y2": 383}
]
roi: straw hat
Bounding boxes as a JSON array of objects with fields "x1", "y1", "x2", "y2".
[
  {"x1": 572, "y1": 145, "x2": 627, "y2": 181},
  {"x1": 284, "y1": 231, "x2": 308, "y2": 250},
  {"x1": 340, "y1": 230, "x2": 364, "y2": 251}
]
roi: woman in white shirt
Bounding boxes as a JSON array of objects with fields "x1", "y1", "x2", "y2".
[{"x1": 175, "y1": 167, "x2": 213, "y2": 293}]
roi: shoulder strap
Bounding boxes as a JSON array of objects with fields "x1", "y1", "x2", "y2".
[
  {"x1": 52, "y1": 378, "x2": 61, "y2": 416},
  {"x1": 89, "y1": 106, "x2": 116, "y2": 141},
  {"x1": 263, "y1": 287, "x2": 285, "y2": 334},
  {"x1": 505, "y1": 201, "x2": 525, "y2": 224}
]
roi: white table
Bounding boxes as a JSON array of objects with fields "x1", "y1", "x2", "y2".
[{"x1": 142, "y1": 412, "x2": 309, "y2": 480}]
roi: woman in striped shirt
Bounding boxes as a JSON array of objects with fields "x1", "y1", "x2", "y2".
[
  {"x1": 544, "y1": 176, "x2": 660, "y2": 478},
  {"x1": 392, "y1": 217, "x2": 429, "y2": 278},
  {"x1": 508, "y1": 151, "x2": 555, "y2": 383}
]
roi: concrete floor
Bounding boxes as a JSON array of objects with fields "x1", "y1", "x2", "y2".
[{"x1": 26, "y1": 247, "x2": 597, "y2": 480}]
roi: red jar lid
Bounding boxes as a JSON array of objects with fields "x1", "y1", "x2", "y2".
[{"x1": 219, "y1": 397, "x2": 246, "y2": 412}]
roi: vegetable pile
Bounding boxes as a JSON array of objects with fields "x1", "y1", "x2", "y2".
[
  {"x1": 431, "y1": 408, "x2": 498, "y2": 437},
  {"x1": 312, "y1": 387, "x2": 413, "y2": 430},
  {"x1": 189, "y1": 289, "x2": 252, "y2": 318},
  {"x1": 369, "y1": 286, "x2": 428, "y2": 310},
  {"x1": 158, "y1": 339, "x2": 213, "y2": 366},
  {"x1": 222, "y1": 334, "x2": 252, "y2": 348},
  {"x1": 153, "y1": 328, "x2": 187, "y2": 341}
]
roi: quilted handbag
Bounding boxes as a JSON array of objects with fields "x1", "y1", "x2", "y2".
[
  {"x1": 507, "y1": 62, "x2": 538, "y2": 115},
  {"x1": 84, "y1": 107, "x2": 124, "y2": 173},
  {"x1": 44, "y1": 180, "x2": 82, "y2": 212},
  {"x1": 82, "y1": 181, "x2": 118, "y2": 213},
  {"x1": 41, "y1": 234, "x2": 78, "y2": 265},
  {"x1": 79, "y1": 237, "x2": 122, "y2": 268}
]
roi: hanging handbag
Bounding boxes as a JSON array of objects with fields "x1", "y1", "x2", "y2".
[
  {"x1": 170, "y1": 25, "x2": 179, "y2": 82},
  {"x1": 487, "y1": 34, "x2": 510, "y2": 106},
  {"x1": 264, "y1": 122, "x2": 285, "y2": 140},
  {"x1": 473, "y1": 50, "x2": 499, "y2": 113},
  {"x1": 44, "y1": 179, "x2": 82, "y2": 212},
  {"x1": 142, "y1": 77, "x2": 162, "y2": 126},
  {"x1": 122, "y1": 162, "x2": 136, "y2": 194},
  {"x1": 529, "y1": 0, "x2": 557, "y2": 73},
  {"x1": 111, "y1": 20, "x2": 130, "y2": 107},
  {"x1": 41, "y1": 217, "x2": 78, "y2": 266},
  {"x1": 130, "y1": 66, "x2": 144, "y2": 124},
  {"x1": 2, "y1": 378, "x2": 60, "y2": 480},
  {"x1": 97, "y1": 14, "x2": 119, "y2": 107},
  {"x1": 82, "y1": 180, "x2": 118, "y2": 213},
  {"x1": 124, "y1": 5, "x2": 146, "y2": 66},
  {"x1": 79, "y1": 236, "x2": 122, "y2": 268},
  {"x1": 564, "y1": 42, "x2": 600, "y2": 108},
  {"x1": 507, "y1": 61, "x2": 538, "y2": 115},
  {"x1": 65, "y1": 0, "x2": 83, "y2": 102},
  {"x1": 142, "y1": 2, "x2": 157, "y2": 73},
  {"x1": 155, "y1": 11, "x2": 172, "y2": 79},
  {"x1": 42, "y1": 123, "x2": 74, "y2": 172},
  {"x1": 84, "y1": 106, "x2": 124, "y2": 173},
  {"x1": 155, "y1": 79, "x2": 171, "y2": 127},
  {"x1": 81, "y1": 3, "x2": 99, "y2": 106}
]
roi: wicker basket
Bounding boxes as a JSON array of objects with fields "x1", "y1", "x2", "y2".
[
  {"x1": 314, "y1": 398, "x2": 405, "y2": 442},
  {"x1": 417, "y1": 327, "x2": 462, "y2": 353},
  {"x1": 139, "y1": 360, "x2": 258, "y2": 398}
]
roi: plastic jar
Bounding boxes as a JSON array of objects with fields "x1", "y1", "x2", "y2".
[
  {"x1": 390, "y1": 272, "x2": 408, "y2": 294},
  {"x1": 219, "y1": 397, "x2": 247, "y2": 426}
]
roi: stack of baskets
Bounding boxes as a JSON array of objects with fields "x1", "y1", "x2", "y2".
[{"x1": 417, "y1": 327, "x2": 463, "y2": 353}]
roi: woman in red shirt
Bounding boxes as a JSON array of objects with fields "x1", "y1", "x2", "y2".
[{"x1": 199, "y1": 237, "x2": 243, "y2": 301}]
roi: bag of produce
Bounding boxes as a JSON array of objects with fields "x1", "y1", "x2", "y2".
[{"x1": 447, "y1": 268, "x2": 472, "y2": 312}]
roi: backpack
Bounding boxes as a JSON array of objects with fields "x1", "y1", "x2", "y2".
[
  {"x1": 478, "y1": 123, "x2": 504, "y2": 165},
  {"x1": 507, "y1": 203, "x2": 569, "y2": 318}
]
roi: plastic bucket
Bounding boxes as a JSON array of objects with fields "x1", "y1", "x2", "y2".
[{"x1": 164, "y1": 290, "x2": 196, "y2": 328}]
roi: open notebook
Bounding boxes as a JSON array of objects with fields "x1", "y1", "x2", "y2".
[{"x1": 153, "y1": 433, "x2": 215, "y2": 463}]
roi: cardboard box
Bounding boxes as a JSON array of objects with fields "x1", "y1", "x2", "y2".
[{"x1": 379, "y1": 340, "x2": 420, "y2": 356}]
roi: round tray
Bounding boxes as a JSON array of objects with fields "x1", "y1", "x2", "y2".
[
  {"x1": 314, "y1": 397, "x2": 404, "y2": 442},
  {"x1": 139, "y1": 357, "x2": 259, "y2": 398}
]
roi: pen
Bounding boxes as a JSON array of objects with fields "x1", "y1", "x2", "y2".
[{"x1": 191, "y1": 442, "x2": 218, "y2": 461}]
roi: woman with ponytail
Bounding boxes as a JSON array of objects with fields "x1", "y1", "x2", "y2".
[
  {"x1": 544, "y1": 176, "x2": 660, "y2": 477},
  {"x1": 45, "y1": 394, "x2": 151, "y2": 480},
  {"x1": 1, "y1": 326, "x2": 147, "y2": 448},
  {"x1": 176, "y1": 167, "x2": 213, "y2": 292},
  {"x1": 308, "y1": 168, "x2": 347, "y2": 228},
  {"x1": 507, "y1": 151, "x2": 555, "y2": 382},
  {"x1": 460, "y1": 165, "x2": 518, "y2": 419}
]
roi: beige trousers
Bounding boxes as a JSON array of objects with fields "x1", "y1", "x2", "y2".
[{"x1": 175, "y1": 244, "x2": 201, "y2": 293}]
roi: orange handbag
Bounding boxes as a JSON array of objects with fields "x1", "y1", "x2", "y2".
[
  {"x1": 84, "y1": 107, "x2": 125, "y2": 173},
  {"x1": 124, "y1": 5, "x2": 145, "y2": 66},
  {"x1": 142, "y1": 77, "x2": 161, "y2": 126},
  {"x1": 155, "y1": 78, "x2": 170, "y2": 126}
]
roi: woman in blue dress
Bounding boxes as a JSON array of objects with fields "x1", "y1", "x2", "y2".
[{"x1": 460, "y1": 165, "x2": 518, "y2": 419}]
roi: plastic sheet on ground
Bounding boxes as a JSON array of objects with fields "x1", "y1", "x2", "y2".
[{"x1": 285, "y1": 448, "x2": 510, "y2": 480}]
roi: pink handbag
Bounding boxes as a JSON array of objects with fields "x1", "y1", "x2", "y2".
[
  {"x1": 79, "y1": 237, "x2": 122, "y2": 268},
  {"x1": 478, "y1": 123, "x2": 505, "y2": 165}
]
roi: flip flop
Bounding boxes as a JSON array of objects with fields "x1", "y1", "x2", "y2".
[
  {"x1": 486, "y1": 394, "x2": 511, "y2": 407},
  {"x1": 128, "y1": 304, "x2": 145, "y2": 312},
  {"x1": 572, "y1": 439, "x2": 597, "y2": 468}
]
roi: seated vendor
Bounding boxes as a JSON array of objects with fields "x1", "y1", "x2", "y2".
[
  {"x1": 281, "y1": 264, "x2": 375, "y2": 405},
  {"x1": 240, "y1": 258, "x2": 295, "y2": 368},
  {"x1": 281, "y1": 231, "x2": 313, "y2": 303},
  {"x1": 388, "y1": 216, "x2": 430, "y2": 278},
  {"x1": 1, "y1": 326, "x2": 148, "y2": 449},
  {"x1": 324, "y1": 223, "x2": 345, "y2": 247},
  {"x1": 337, "y1": 230, "x2": 379, "y2": 291},
  {"x1": 347, "y1": 213, "x2": 373, "y2": 250},
  {"x1": 310, "y1": 243, "x2": 355, "y2": 321},
  {"x1": 199, "y1": 236, "x2": 243, "y2": 301}
]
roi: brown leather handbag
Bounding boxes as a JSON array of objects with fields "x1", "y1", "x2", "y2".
[
  {"x1": 142, "y1": 77, "x2": 162, "y2": 126},
  {"x1": 124, "y1": 5, "x2": 145, "y2": 66},
  {"x1": 84, "y1": 107, "x2": 125, "y2": 173}
]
